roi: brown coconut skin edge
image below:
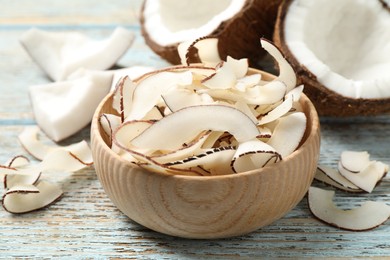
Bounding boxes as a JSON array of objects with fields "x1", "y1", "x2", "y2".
[
  {"x1": 140, "y1": 0, "x2": 282, "y2": 67},
  {"x1": 273, "y1": 0, "x2": 390, "y2": 117}
]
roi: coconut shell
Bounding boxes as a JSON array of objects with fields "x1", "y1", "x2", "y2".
[
  {"x1": 140, "y1": 0, "x2": 282, "y2": 67},
  {"x1": 273, "y1": 0, "x2": 390, "y2": 117}
]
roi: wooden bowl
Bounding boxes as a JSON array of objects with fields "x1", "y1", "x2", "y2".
[{"x1": 91, "y1": 68, "x2": 321, "y2": 239}]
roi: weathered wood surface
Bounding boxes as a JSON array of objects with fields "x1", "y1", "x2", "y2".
[{"x1": 1, "y1": 0, "x2": 390, "y2": 258}]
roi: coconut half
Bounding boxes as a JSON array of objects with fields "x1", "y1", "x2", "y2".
[
  {"x1": 140, "y1": 0, "x2": 282, "y2": 65},
  {"x1": 274, "y1": 0, "x2": 390, "y2": 116}
]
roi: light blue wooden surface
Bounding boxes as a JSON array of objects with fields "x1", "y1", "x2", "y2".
[{"x1": 1, "y1": 0, "x2": 390, "y2": 258}]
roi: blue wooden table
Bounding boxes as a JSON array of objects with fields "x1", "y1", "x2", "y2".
[{"x1": 1, "y1": 1, "x2": 390, "y2": 258}]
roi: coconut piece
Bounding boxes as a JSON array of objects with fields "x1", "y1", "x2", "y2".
[
  {"x1": 231, "y1": 139, "x2": 281, "y2": 173},
  {"x1": 5, "y1": 155, "x2": 30, "y2": 168},
  {"x1": 113, "y1": 120, "x2": 154, "y2": 153},
  {"x1": 199, "y1": 80, "x2": 287, "y2": 106},
  {"x1": 151, "y1": 131, "x2": 212, "y2": 164},
  {"x1": 18, "y1": 126, "x2": 93, "y2": 161},
  {"x1": 314, "y1": 165, "x2": 362, "y2": 193},
  {"x1": 130, "y1": 104, "x2": 259, "y2": 151},
  {"x1": 2, "y1": 181, "x2": 63, "y2": 214},
  {"x1": 29, "y1": 72, "x2": 112, "y2": 142},
  {"x1": 340, "y1": 151, "x2": 371, "y2": 173},
  {"x1": 257, "y1": 94, "x2": 294, "y2": 125},
  {"x1": 274, "y1": 0, "x2": 390, "y2": 116},
  {"x1": 125, "y1": 70, "x2": 193, "y2": 121},
  {"x1": 235, "y1": 74, "x2": 262, "y2": 92},
  {"x1": 202, "y1": 62, "x2": 237, "y2": 90},
  {"x1": 225, "y1": 56, "x2": 249, "y2": 78},
  {"x1": 4, "y1": 169, "x2": 41, "y2": 190},
  {"x1": 140, "y1": 0, "x2": 282, "y2": 65},
  {"x1": 260, "y1": 38, "x2": 296, "y2": 92},
  {"x1": 338, "y1": 161, "x2": 387, "y2": 193},
  {"x1": 165, "y1": 146, "x2": 236, "y2": 175},
  {"x1": 192, "y1": 37, "x2": 222, "y2": 67},
  {"x1": 138, "y1": 162, "x2": 202, "y2": 176},
  {"x1": 162, "y1": 88, "x2": 214, "y2": 112},
  {"x1": 308, "y1": 186, "x2": 390, "y2": 231},
  {"x1": 112, "y1": 76, "x2": 136, "y2": 122},
  {"x1": 20, "y1": 27, "x2": 134, "y2": 81},
  {"x1": 266, "y1": 112, "x2": 306, "y2": 158},
  {"x1": 99, "y1": 114, "x2": 122, "y2": 147}
]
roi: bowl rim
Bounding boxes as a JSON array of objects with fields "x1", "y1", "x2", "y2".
[{"x1": 91, "y1": 68, "x2": 320, "y2": 180}]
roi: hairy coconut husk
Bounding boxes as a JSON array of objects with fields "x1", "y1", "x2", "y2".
[
  {"x1": 140, "y1": 0, "x2": 282, "y2": 67},
  {"x1": 274, "y1": 0, "x2": 390, "y2": 117}
]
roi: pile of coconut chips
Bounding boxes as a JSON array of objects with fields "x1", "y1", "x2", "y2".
[
  {"x1": 310, "y1": 151, "x2": 390, "y2": 231},
  {"x1": 99, "y1": 37, "x2": 306, "y2": 176}
]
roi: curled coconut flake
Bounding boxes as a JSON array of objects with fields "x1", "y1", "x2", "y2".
[
  {"x1": 308, "y1": 186, "x2": 390, "y2": 231},
  {"x1": 29, "y1": 72, "x2": 112, "y2": 142},
  {"x1": 2, "y1": 181, "x2": 63, "y2": 214},
  {"x1": 18, "y1": 126, "x2": 93, "y2": 161},
  {"x1": 178, "y1": 37, "x2": 221, "y2": 67},
  {"x1": 125, "y1": 70, "x2": 193, "y2": 121},
  {"x1": 260, "y1": 38, "x2": 297, "y2": 92},
  {"x1": 232, "y1": 139, "x2": 281, "y2": 173},
  {"x1": 1, "y1": 159, "x2": 41, "y2": 189},
  {"x1": 162, "y1": 88, "x2": 214, "y2": 112},
  {"x1": 314, "y1": 165, "x2": 362, "y2": 193},
  {"x1": 130, "y1": 104, "x2": 260, "y2": 151},
  {"x1": 266, "y1": 112, "x2": 306, "y2": 158},
  {"x1": 165, "y1": 146, "x2": 236, "y2": 176},
  {"x1": 257, "y1": 93, "x2": 294, "y2": 125},
  {"x1": 5, "y1": 155, "x2": 30, "y2": 168},
  {"x1": 20, "y1": 27, "x2": 134, "y2": 81},
  {"x1": 340, "y1": 150, "x2": 371, "y2": 173},
  {"x1": 112, "y1": 76, "x2": 136, "y2": 122},
  {"x1": 151, "y1": 131, "x2": 212, "y2": 164},
  {"x1": 202, "y1": 62, "x2": 237, "y2": 90},
  {"x1": 338, "y1": 160, "x2": 388, "y2": 193}
]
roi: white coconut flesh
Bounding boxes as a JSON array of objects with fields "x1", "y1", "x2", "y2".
[
  {"x1": 339, "y1": 150, "x2": 371, "y2": 173},
  {"x1": 125, "y1": 70, "x2": 193, "y2": 121},
  {"x1": 314, "y1": 166, "x2": 362, "y2": 193},
  {"x1": 266, "y1": 112, "x2": 306, "y2": 159},
  {"x1": 2, "y1": 130, "x2": 93, "y2": 213},
  {"x1": 142, "y1": 0, "x2": 246, "y2": 46},
  {"x1": 337, "y1": 150, "x2": 389, "y2": 193},
  {"x1": 2, "y1": 181, "x2": 63, "y2": 214},
  {"x1": 130, "y1": 104, "x2": 260, "y2": 151},
  {"x1": 308, "y1": 187, "x2": 390, "y2": 231},
  {"x1": 20, "y1": 27, "x2": 134, "y2": 81},
  {"x1": 103, "y1": 38, "x2": 306, "y2": 175},
  {"x1": 284, "y1": 0, "x2": 390, "y2": 99},
  {"x1": 29, "y1": 72, "x2": 112, "y2": 142},
  {"x1": 315, "y1": 165, "x2": 362, "y2": 192}
]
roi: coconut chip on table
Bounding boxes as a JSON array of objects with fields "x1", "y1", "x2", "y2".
[
  {"x1": 310, "y1": 150, "x2": 390, "y2": 231},
  {"x1": 0, "y1": 127, "x2": 93, "y2": 214},
  {"x1": 100, "y1": 37, "x2": 307, "y2": 176}
]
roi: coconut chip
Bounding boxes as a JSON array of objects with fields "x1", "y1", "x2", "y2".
[
  {"x1": 308, "y1": 186, "x2": 390, "y2": 231},
  {"x1": 315, "y1": 165, "x2": 362, "y2": 193},
  {"x1": 1, "y1": 127, "x2": 93, "y2": 214},
  {"x1": 20, "y1": 27, "x2": 134, "y2": 81},
  {"x1": 102, "y1": 38, "x2": 305, "y2": 175},
  {"x1": 2, "y1": 181, "x2": 63, "y2": 214}
]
